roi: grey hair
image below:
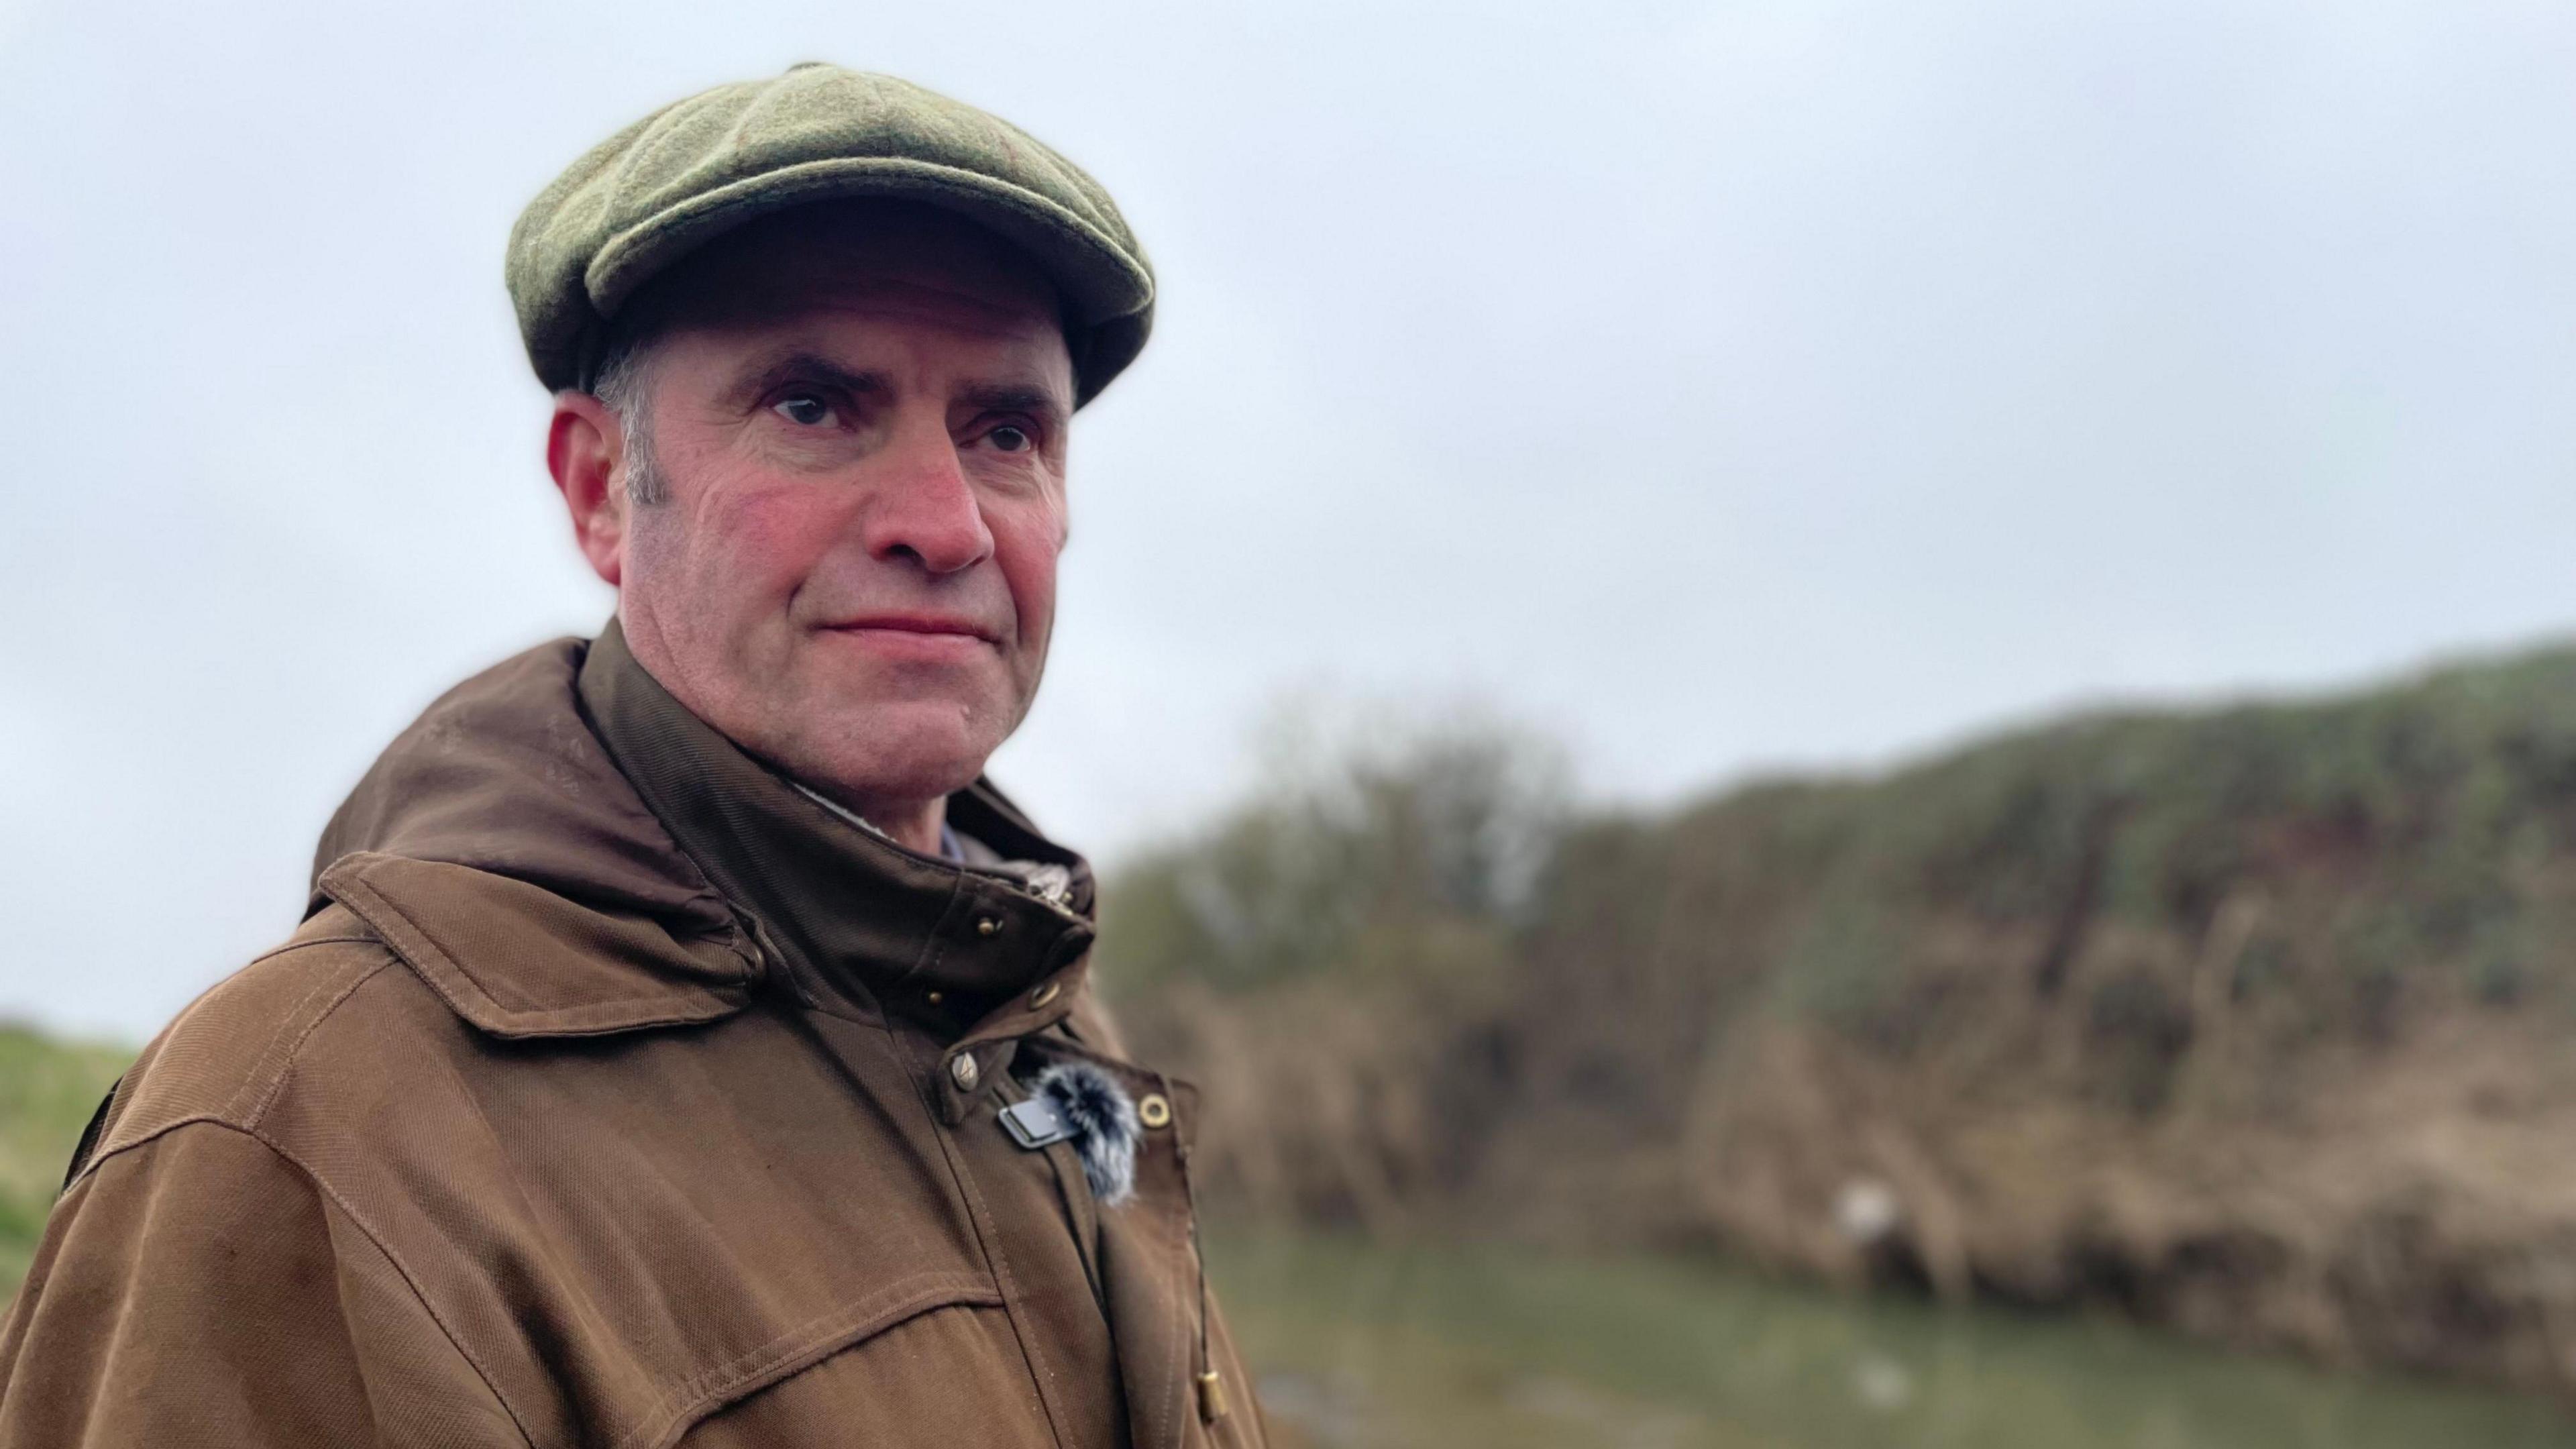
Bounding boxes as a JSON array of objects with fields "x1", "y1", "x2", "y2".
[{"x1": 589, "y1": 327, "x2": 667, "y2": 506}]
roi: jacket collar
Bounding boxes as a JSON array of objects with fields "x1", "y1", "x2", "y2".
[
  {"x1": 575, "y1": 619, "x2": 1097, "y2": 1027},
  {"x1": 308, "y1": 625, "x2": 1095, "y2": 1039}
]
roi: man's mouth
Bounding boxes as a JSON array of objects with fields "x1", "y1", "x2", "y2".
[{"x1": 820, "y1": 614, "x2": 1003, "y2": 656}]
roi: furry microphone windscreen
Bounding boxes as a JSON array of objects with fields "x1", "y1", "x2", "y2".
[{"x1": 1032, "y1": 1061, "x2": 1141, "y2": 1207}]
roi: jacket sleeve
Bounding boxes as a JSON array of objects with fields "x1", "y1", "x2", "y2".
[{"x1": 0, "y1": 1120, "x2": 529, "y2": 1448}]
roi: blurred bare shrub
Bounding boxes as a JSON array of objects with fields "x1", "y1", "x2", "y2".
[{"x1": 1104, "y1": 701, "x2": 1569, "y2": 996}]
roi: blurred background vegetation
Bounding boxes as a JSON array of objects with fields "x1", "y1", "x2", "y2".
[
  {"x1": 18, "y1": 643, "x2": 2576, "y2": 1443},
  {"x1": 1103, "y1": 641, "x2": 2576, "y2": 1444},
  {"x1": 0, "y1": 1028, "x2": 124, "y2": 1301}
]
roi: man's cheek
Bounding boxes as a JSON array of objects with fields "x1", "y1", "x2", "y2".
[
  {"x1": 708, "y1": 490, "x2": 847, "y2": 600},
  {"x1": 995, "y1": 521, "x2": 1064, "y2": 633}
]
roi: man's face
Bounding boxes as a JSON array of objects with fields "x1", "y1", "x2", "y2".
[{"x1": 580, "y1": 203, "x2": 1075, "y2": 817}]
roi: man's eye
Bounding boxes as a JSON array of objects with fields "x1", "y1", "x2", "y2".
[
  {"x1": 773, "y1": 394, "x2": 835, "y2": 427},
  {"x1": 987, "y1": 425, "x2": 1032, "y2": 453}
]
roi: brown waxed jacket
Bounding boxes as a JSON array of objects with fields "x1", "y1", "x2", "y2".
[{"x1": 0, "y1": 625, "x2": 1267, "y2": 1449}]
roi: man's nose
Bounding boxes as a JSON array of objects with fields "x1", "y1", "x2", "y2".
[{"x1": 860, "y1": 423, "x2": 995, "y2": 576}]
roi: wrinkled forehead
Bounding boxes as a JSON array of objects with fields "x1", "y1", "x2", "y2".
[{"x1": 614, "y1": 199, "x2": 1071, "y2": 360}]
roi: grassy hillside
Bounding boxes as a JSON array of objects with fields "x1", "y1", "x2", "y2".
[
  {"x1": 1102, "y1": 641, "x2": 2576, "y2": 1393},
  {"x1": 0, "y1": 1027, "x2": 129, "y2": 1305}
]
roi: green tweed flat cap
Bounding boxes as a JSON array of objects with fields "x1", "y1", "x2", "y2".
[{"x1": 508, "y1": 64, "x2": 1153, "y2": 406}]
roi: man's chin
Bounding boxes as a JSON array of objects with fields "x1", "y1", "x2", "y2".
[{"x1": 786, "y1": 704, "x2": 1008, "y2": 806}]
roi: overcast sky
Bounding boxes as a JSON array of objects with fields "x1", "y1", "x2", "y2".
[{"x1": 3, "y1": 0, "x2": 2572, "y2": 1040}]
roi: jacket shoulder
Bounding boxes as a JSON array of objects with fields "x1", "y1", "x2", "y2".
[
  {"x1": 6, "y1": 1103, "x2": 532, "y2": 1446},
  {"x1": 74, "y1": 905, "x2": 408, "y2": 1186}
]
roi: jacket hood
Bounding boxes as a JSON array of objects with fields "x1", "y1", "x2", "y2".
[{"x1": 309, "y1": 637, "x2": 764, "y2": 1036}]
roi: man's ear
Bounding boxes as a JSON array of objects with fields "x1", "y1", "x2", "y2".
[{"x1": 548, "y1": 392, "x2": 629, "y2": 587}]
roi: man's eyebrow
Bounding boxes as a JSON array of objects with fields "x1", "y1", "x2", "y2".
[
  {"x1": 727, "y1": 350, "x2": 893, "y2": 404},
  {"x1": 956, "y1": 382, "x2": 1070, "y2": 422}
]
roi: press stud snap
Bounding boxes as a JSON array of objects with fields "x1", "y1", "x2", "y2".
[
  {"x1": 1138, "y1": 1093, "x2": 1173, "y2": 1129},
  {"x1": 976, "y1": 916, "x2": 1002, "y2": 937},
  {"x1": 949, "y1": 1054, "x2": 981, "y2": 1091},
  {"x1": 924, "y1": 989, "x2": 944, "y2": 1006},
  {"x1": 1029, "y1": 981, "x2": 1061, "y2": 1010}
]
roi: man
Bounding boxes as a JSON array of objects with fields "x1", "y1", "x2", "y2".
[{"x1": 0, "y1": 65, "x2": 1263, "y2": 1448}]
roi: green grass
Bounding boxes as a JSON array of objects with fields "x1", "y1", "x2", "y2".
[
  {"x1": 0, "y1": 1025, "x2": 132, "y2": 1304},
  {"x1": 1214, "y1": 1225, "x2": 2576, "y2": 1449}
]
